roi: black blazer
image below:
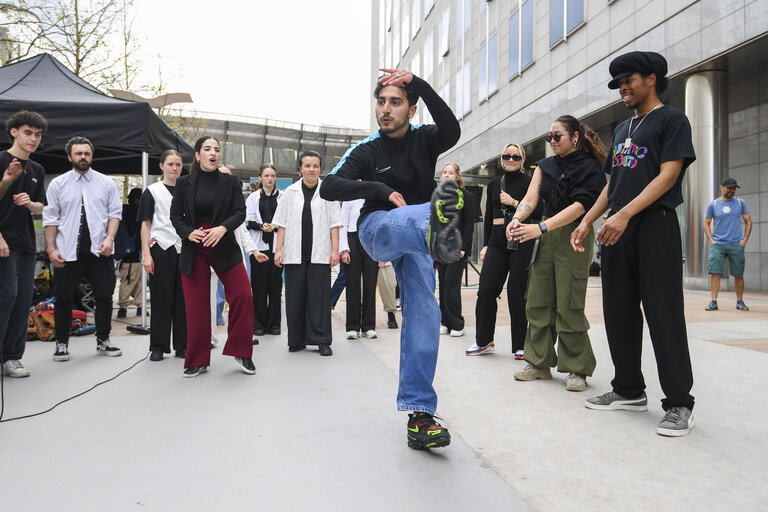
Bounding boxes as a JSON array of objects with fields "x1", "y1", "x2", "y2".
[{"x1": 170, "y1": 170, "x2": 246, "y2": 276}]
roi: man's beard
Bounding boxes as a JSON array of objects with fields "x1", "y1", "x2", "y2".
[
  {"x1": 724, "y1": 191, "x2": 734, "y2": 199},
  {"x1": 73, "y1": 159, "x2": 90, "y2": 172},
  {"x1": 377, "y1": 115, "x2": 408, "y2": 134}
]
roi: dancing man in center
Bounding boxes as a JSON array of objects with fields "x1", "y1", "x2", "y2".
[{"x1": 321, "y1": 69, "x2": 462, "y2": 450}]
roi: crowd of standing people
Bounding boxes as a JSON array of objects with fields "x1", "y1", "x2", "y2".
[{"x1": 2, "y1": 50, "x2": 732, "y2": 447}]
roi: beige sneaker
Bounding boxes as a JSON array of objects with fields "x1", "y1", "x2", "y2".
[
  {"x1": 514, "y1": 363, "x2": 552, "y2": 381},
  {"x1": 565, "y1": 373, "x2": 587, "y2": 392}
]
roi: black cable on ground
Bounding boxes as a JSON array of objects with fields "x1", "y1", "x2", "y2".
[{"x1": 0, "y1": 351, "x2": 149, "y2": 424}]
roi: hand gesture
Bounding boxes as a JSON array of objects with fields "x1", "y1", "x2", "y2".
[
  {"x1": 189, "y1": 228, "x2": 206, "y2": 244},
  {"x1": 202, "y1": 226, "x2": 227, "y2": 247},
  {"x1": 98, "y1": 236, "x2": 113, "y2": 256},
  {"x1": 499, "y1": 191, "x2": 516, "y2": 207},
  {"x1": 252, "y1": 251, "x2": 269, "y2": 263},
  {"x1": 378, "y1": 68, "x2": 413, "y2": 87},
  {"x1": 388, "y1": 191, "x2": 406, "y2": 207},
  {"x1": 505, "y1": 218, "x2": 521, "y2": 240},
  {"x1": 48, "y1": 248, "x2": 66, "y2": 268},
  {"x1": 341, "y1": 250, "x2": 351, "y2": 265},
  {"x1": 3, "y1": 158, "x2": 22, "y2": 185},
  {"x1": 596, "y1": 211, "x2": 629, "y2": 246},
  {"x1": 570, "y1": 222, "x2": 590, "y2": 253}
]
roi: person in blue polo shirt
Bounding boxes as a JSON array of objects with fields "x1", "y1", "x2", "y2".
[{"x1": 704, "y1": 177, "x2": 752, "y2": 311}]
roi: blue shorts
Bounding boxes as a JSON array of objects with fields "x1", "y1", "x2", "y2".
[{"x1": 708, "y1": 243, "x2": 745, "y2": 277}]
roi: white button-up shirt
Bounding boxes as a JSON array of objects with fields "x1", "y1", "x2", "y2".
[
  {"x1": 271, "y1": 178, "x2": 341, "y2": 265},
  {"x1": 43, "y1": 168, "x2": 122, "y2": 261},
  {"x1": 339, "y1": 198, "x2": 364, "y2": 253}
]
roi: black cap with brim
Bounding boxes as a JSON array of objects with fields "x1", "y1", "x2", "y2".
[
  {"x1": 608, "y1": 51, "x2": 668, "y2": 89},
  {"x1": 721, "y1": 178, "x2": 740, "y2": 188}
]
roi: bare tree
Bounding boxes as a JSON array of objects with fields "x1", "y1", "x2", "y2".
[{"x1": 1, "y1": 0, "x2": 138, "y2": 90}]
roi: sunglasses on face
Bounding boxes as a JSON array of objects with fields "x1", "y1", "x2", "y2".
[
  {"x1": 545, "y1": 133, "x2": 564, "y2": 143},
  {"x1": 501, "y1": 154, "x2": 523, "y2": 161}
]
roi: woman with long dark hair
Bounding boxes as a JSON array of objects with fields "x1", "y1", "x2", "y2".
[
  {"x1": 170, "y1": 136, "x2": 255, "y2": 377},
  {"x1": 272, "y1": 151, "x2": 341, "y2": 356},
  {"x1": 466, "y1": 144, "x2": 541, "y2": 358},
  {"x1": 138, "y1": 150, "x2": 187, "y2": 361},
  {"x1": 246, "y1": 163, "x2": 282, "y2": 336},
  {"x1": 506, "y1": 115, "x2": 606, "y2": 392}
]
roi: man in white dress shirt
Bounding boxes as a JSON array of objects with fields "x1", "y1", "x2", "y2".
[{"x1": 43, "y1": 137, "x2": 123, "y2": 361}]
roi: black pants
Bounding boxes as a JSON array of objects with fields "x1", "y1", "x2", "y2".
[
  {"x1": 250, "y1": 250, "x2": 282, "y2": 331},
  {"x1": 344, "y1": 232, "x2": 378, "y2": 332},
  {"x1": 148, "y1": 245, "x2": 186, "y2": 353},
  {"x1": 601, "y1": 207, "x2": 694, "y2": 411},
  {"x1": 438, "y1": 259, "x2": 465, "y2": 331},
  {"x1": 54, "y1": 253, "x2": 115, "y2": 342},
  {"x1": 475, "y1": 242, "x2": 534, "y2": 351},
  {"x1": 284, "y1": 263, "x2": 331, "y2": 347}
]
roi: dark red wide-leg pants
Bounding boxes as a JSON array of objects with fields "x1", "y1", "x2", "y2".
[{"x1": 181, "y1": 244, "x2": 254, "y2": 368}]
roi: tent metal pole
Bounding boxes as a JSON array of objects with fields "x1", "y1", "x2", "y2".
[
  {"x1": 140, "y1": 151, "x2": 149, "y2": 328},
  {"x1": 128, "y1": 151, "x2": 152, "y2": 336}
]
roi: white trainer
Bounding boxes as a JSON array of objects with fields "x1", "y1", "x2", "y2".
[
  {"x1": 2, "y1": 359, "x2": 30, "y2": 378},
  {"x1": 449, "y1": 329, "x2": 465, "y2": 337},
  {"x1": 362, "y1": 330, "x2": 378, "y2": 339},
  {"x1": 465, "y1": 342, "x2": 495, "y2": 356},
  {"x1": 439, "y1": 325, "x2": 449, "y2": 335},
  {"x1": 346, "y1": 330, "x2": 360, "y2": 339}
]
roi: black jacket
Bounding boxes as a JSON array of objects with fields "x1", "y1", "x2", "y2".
[
  {"x1": 170, "y1": 171, "x2": 246, "y2": 276},
  {"x1": 320, "y1": 75, "x2": 461, "y2": 225}
]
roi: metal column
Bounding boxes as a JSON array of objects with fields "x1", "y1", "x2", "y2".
[{"x1": 684, "y1": 70, "x2": 728, "y2": 289}]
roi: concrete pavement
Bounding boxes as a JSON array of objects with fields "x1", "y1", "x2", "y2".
[{"x1": 2, "y1": 278, "x2": 767, "y2": 510}]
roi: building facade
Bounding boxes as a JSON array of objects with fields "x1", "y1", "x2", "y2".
[{"x1": 372, "y1": 0, "x2": 768, "y2": 291}]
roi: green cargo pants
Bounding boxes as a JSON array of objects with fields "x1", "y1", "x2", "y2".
[{"x1": 523, "y1": 219, "x2": 596, "y2": 376}]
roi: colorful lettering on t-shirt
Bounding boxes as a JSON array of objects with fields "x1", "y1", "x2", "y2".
[{"x1": 611, "y1": 141, "x2": 648, "y2": 169}]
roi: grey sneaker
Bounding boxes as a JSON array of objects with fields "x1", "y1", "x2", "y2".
[
  {"x1": 2, "y1": 359, "x2": 30, "y2": 378},
  {"x1": 514, "y1": 363, "x2": 552, "y2": 381},
  {"x1": 565, "y1": 373, "x2": 587, "y2": 392},
  {"x1": 657, "y1": 407, "x2": 694, "y2": 437},
  {"x1": 585, "y1": 391, "x2": 648, "y2": 411}
]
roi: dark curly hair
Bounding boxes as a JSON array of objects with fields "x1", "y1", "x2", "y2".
[{"x1": 5, "y1": 110, "x2": 47, "y2": 143}]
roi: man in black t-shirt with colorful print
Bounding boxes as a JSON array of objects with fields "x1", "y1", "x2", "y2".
[
  {"x1": 571, "y1": 52, "x2": 697, "y2": 437},
  {"x1": 0, "y1": 111, "x2": 48, "y2": 378}
]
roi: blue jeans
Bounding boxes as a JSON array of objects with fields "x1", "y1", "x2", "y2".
[
  {"x1": 330, "y1": 264, "x2": 346, "y2": 307},
  {"x1": 0, "y1": 249, "x2": 37, "y2": 361},
  {"x1": 358, "y1": 203, "x2": 439, "y2": 415},
  {"x1": 216, "y1": 280, "x2": 226, "y2": 324}
]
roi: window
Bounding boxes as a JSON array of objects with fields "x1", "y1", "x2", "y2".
[
  {"x1": 423, "y1": 33, "x2": 434, "y2": 82},
  {"x1": 456, "y1": 0, "x2": 472, "y2": 40},
  {"x1": 439, "y1": 9, "x2": 450, "y2": 57},
  {"x1": 462, "y1": 60, "x2": 470, "y2": 116},
  {"x1": 423, "y1": 0, "x2": 434, "y2": 18},
  {"x1": 478, "y1": 33, "x2": 497, "y2": 100},
  {"x1": 456, "y1": 60, "x2": 471, "y2": 117},
  {"x1": 509, "y1": 0, "x2": 534, "y2": 77},
  {"x1": 550, "y1": 0, "x2": 583, "y2": 47},
  {"x1": 412, "y1": 1, "x2": 421, "y2": 37},
  {"x1": 401, "y1": 12, "x2": 410, "y2": 54},
  {"x1": 411, "y1": 50, "x2": 421, "y2": 79}
]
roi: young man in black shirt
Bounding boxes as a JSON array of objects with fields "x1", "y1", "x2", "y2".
[
  {"x1": 571, "y1": 52, "x2": 697, "y2": 436},
  {"x1": 0, "y1": 111, "x2": 48, "y2": 378},
  {"x1": 321, "y1": 69, "x2": 462, "y2": 450}
]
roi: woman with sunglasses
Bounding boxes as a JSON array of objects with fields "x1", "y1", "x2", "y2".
[
  {"x1": 466, "y1": 144, "x2": 541, "y2": 358},
  {"x1": 505, "y1": 115, "x2": 606, "y2": 392}
]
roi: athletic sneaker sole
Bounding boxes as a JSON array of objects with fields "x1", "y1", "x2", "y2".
[
  {"x1": 584, "y1": 399, "x2": 648, "y2": 411},
  {"x1": 657, "y1": 417, "x2": 695, "y2": 437},
  {"x1": 428, "y1": 180, "x2": 463, "y2": 264},
  {"x1": 407, "y1": 434, "x2": 451, "y2": 450},
  {"x1": 466, "y1": 344, "x2": 495, "y2": 356}
]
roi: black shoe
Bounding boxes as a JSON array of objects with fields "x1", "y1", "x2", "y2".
[
  {"x1": 234, "y1": 357, "x2": 256, "y2": 375},
  {"x1": 288, "y1": 344, "x2": 306, "y2": 352},
  {"x1": 387, "y1": 312, "x2": 398, "y2": 329},
  {"x1": 407, "y1": 412, "x2": 451, "y2": 450},
  {"x1": 253, "y1": 337, "x2": 260, "y2": 345},
  {"x1": 53, "y1": 341, "x2": 70, "y2": 362},
  {"x1": 269, "y1": 327, "x2": 281, "y2": 335},
  {"x1": 253, "y1": 328, "x2": 265, "y2": 336},
  {"x1": 136, "y1": 307, "x2": 148, "y2": 317},
  {"x1": 175, "y1": 349, "x2": 186, "y2": 358},
  {"x1": 428, "y1": 180, "x2": 463, "y2": 264},
  {"x1": 116, "y1": 308, "x2": 127, "y2": 319},
  {"x1": 96, "y1": 338, "x2": 122, "y2": 357},
  {"x1": 183, "y1": 366, "x2": 207, "y2": 378},
  {"x1": 318, "y1": 344, "x2": 333, "y2": 356},
  {"x1": 149, "y1": 349, "x2": 163, "y2": 361}
]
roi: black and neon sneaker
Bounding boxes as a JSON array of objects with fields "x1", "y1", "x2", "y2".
[
  {"x1": 428, "y1": 180, "x2": 464, "y2": 264},
  {"x1": 407, "y1": 412, "x2": 451, "y2": 450}
]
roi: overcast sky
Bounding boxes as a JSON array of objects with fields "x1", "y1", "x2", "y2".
[{"x1": 132, "y1": 0, "x2": 373, "y2": 130}]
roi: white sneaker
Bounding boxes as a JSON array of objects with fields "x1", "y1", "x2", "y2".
[
  {"x1": 466, "y1": 342, "x2": 495, "y2": 356},
  {"x1": 362, "y1": 330, "x2": 378, "y2": 339},
  {"x1": 439, "y1": 325, "x2": 449, "y2": 335},
  {"x1": 450, "y1": 329, "x2": 465, "y2": 337},
  {"x1": 514, "y1": 350, "x2": 524, "y2": 360},
  {"x1": 2, "y1": 359, "x2": 30, "y2": 378},
  {"x1": 346, "y1": 330, "x2": 360, "y2": 339}
]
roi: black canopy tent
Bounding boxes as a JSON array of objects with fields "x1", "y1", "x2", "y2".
[
  {"x1": 0, "y1": 53, "x2": 196, "y2": 332},
  {"x1": 0, "y1": 53, "x2": 194, "y2": 174}
]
